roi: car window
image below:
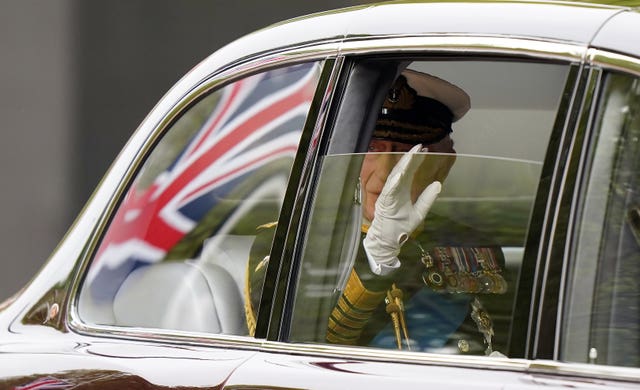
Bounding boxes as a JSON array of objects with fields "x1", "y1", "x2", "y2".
[
  {"x1": 563, "y1": 71, "x2": 640, "y2": 368},
  {"x1": 288, "y1": 59, "x2": 571, "y2": 356},
  {"x1": 77, "y1": 62, "x2": 323, "y2": 336}
]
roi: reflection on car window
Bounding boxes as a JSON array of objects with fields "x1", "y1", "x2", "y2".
[
  {"x1": 564, "y1": 72, "x2": 640, "y2": 368},
  {"x1": 289, "y1": 60, "x2": 569, "y2": 356},
  {"x1": 78, "y1": 62, "x2": 322, "y2": 335}
]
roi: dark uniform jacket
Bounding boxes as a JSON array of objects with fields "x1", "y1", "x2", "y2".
[
  {"x1": 326, "y1": 214, "x2": 507, "y2": 354},
  {"x1": 246, "y1": 215, "x2": 507, "y2": 355}
]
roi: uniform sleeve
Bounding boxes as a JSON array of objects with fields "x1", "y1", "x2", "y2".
[
  {"x1": 326, "y1": 268, "x2": 387, "y2": 345},
  {"x1": 326, "y1": 239, "x2": 395, "y2": 345}
]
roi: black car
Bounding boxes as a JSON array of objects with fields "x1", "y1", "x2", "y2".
[{"x1": 1, "y1": 1, "x2": 639, "y2": 388}]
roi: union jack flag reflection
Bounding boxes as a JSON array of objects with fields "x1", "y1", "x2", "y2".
[{"x1": 86, "y1": 63, "x2": 321, "y2": 302}]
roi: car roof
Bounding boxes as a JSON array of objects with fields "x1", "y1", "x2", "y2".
[
  {"x1": 148, "y1": 0, "x2": 638, "y2": 139},
  {"x1": 190, "y1": 1, "x2": 637, "y2": 80}
]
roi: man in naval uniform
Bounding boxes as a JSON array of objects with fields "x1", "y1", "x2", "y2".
[
  {"x1": 323, "y1": 70, "x2": 507, "y2": 355},
  {"x1": 243, "y1": 69, "x2": 508, "y2": 354}
]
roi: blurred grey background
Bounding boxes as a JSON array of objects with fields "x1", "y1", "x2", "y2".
[{"x1": 0, "y1": 0, "x2": 368, "y2": 300}]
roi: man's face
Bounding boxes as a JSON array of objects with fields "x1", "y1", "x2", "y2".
[{"x1": 360, "y1": 135, "x2": 456, "y2": 221}]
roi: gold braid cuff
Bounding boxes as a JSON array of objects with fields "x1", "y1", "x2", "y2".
[{"x1": 326, "y1": 269, "x2": 385, "y2": 345}]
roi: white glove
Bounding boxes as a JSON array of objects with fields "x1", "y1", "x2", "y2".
[{"x1": 363, "y1": 144, "x2": 441, "y2": 275}]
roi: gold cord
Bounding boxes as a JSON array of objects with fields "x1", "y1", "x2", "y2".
[{"x1": 385, "y1": 284, "x2": 410, "y2": 350}]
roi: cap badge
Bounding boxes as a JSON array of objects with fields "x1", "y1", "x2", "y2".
[{"x1": 388, "y1": 87, "x2": 400, "y2": 104}]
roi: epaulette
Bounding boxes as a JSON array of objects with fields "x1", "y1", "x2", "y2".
[{"x1": 257, "y1": 221, "x2": 278, "y2": 231}]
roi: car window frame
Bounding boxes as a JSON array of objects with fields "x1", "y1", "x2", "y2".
[
  {"x1": 558, "y1": 48, "x2": 640, "y2": 369},
  {"x1": 66, "y1": 56, "x2": 338, "y2": 345},
  {"x1": 269, "y1": 51, "x2": 588, "y2": 362},
  {"x1": 254, "y1": 58, "x2": 343, "y2": 339},
  {"x1": 271, "y1": 57, "x2": 400, "y2": 343}
]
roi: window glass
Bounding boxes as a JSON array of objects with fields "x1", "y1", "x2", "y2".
[
  {"x1": 563, "y1": 72, "x2": 640, "y2": 367},
  {"x1": 78, "y1": 62, "x2": 322, "y2": 336},
  {"x1": 289, "y1": 60, "x2": 570, "y2": 356}
]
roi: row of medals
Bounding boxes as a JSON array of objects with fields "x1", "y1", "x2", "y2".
[{"x1": 419, "y1": 246, "x2": 508, "y2": 294}]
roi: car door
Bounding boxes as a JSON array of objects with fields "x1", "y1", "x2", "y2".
[{"x1": 223, "y1": 38, "x2": 640, "y2": 389}]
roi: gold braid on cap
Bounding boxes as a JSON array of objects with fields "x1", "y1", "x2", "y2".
[{"x1": 375, "y1": 75, "x2": 454, "y2": 145}]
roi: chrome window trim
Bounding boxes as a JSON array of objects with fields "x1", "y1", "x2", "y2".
[
  {"x1": 527, "y1": 360, "x2": 640, "y2": 384},
  {"x1": 70, "y1": 321, "x2": 266, "y2": 351},
  {"x1": 261, "y1": 340, "x2": 531, "y2": 371},
  {"x1": 587, "y1": 48, "x2": 640, "y2": 76},
  {"x1": 338, "y1": 35, "x2": 586, "y2": 62},
  {"x1": 554, "y1": 66, "x2": 603, "y2": 362},
  {"x1": 262, "y1": 56, "x2": 346, "y2": 339},
  {"x1": 209, "y1": 42, "x2": 342, "y2": 90},
  {"x1": 260, "y1": 341, "x2": 640, "y2": 383}
]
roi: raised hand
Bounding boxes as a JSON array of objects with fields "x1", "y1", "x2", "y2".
[{"x1": 363, "y1": 144, "x2": 441, "y2": 275}]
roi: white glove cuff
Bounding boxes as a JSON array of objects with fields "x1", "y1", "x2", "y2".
[{"x1": 363, "y1": 239, "x2": 401, "y2": 276}]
